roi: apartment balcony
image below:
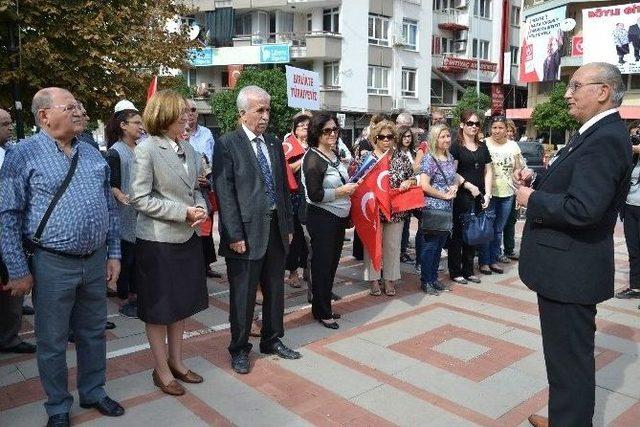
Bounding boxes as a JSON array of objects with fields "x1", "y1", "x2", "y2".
[
  {"x1": 232, "y1": 0, "x2": 340, "y2": 8},
  {"x1": 433, "y1": 54, "x2": 497, "y2": 74},
  {"x1": 233, "y1": 31, "x2": 342, "y2": 60},
  {"x1": 319, "y1": 87, "x2": 342, "y2": 111},
  {"x1": 434, "y1": 9, "x2": 469, "y2": 32}
]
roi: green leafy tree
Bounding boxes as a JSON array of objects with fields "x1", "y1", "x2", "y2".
[
  {"x1": 211, "y1": 66, "x2": 297, "y2": 137},
  {"x1": 0, "y1": 0, "x2": 196, "y2": 124},
  {"x1": 531, "y1": 82, "x2": 579, "y2": 143},
  {"x1": 451, "y1": 87, "x2": 491, "y2": 127}
]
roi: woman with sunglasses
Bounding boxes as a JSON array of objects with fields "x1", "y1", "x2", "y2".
[
  {"x1": 478, "y1": 116, "x2": 525, "y2": 275},
  {"x1": 303, "y1": 112, "x2": 358, "y2": 329},
  {"x1": 360, "y1": 121, "x2": 414, "y2": 296},
  {"x1": 398, "y1": 126, "x2": 418, "y2": 264},
  {"x1": 447, "y1": 111, "x2": 493, "y2": 285}
]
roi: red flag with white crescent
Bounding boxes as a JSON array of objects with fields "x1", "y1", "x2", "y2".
[
  {"x1": 282, "y1": 134, "x2": 306, "y2": 161},
  {"x1": 390, "y1": 186, "x2": 424, "y2": 213},
  {"x1": 147, "y1": 75, "x2": 158, "y2": 100},
  {"x1": 364, "y1": 152, "x2": 392, "y2": 221},
  {"x1": 350, "y1": 170, "x2": 383, "y2": 270}
]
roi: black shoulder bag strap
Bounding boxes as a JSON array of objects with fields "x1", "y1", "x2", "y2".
[{"x1": 30, "y1": 150, "x2": 80, "y2": 246}]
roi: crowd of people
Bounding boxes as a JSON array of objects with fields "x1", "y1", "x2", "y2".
[{"x1": 0, "y1": 62, "x2": 636, "y2": 427}]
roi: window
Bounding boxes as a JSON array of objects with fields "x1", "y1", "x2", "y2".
[
  {"x1": 368, "y1": 66, "x2": 390, "y2": 95},
  {"x1": 510, "y1": 45, "x2": 519, "y2": 64},
  {"x1": 368, "y1": 14, "x2": 390, "y2": 46},
  {"x1": 433, "y1": 0, "x2": 452, "y2": 11},
  {"x1": 472, "y1": 38, "x2": 490, "y2": 60},
  {"x1": 307, "y1": 13, "x2": 312, "y2": 32},
  {"x1": 323, "y1": 8, "x2": 340, "y2": 33},
  {"x1": 235, "y1": 14, "x2": 252, "y2": 35},
  {"x1": 474, "y1": 0, "x2": 492, "y2": 19},
  {"x1": 511, "y1": 6, "x2": 521, "y2": 27},
  {"x1": 432, "y1": 35, "x2": 441, "y2": 54},
  {"x1": 431, "y1": 79, "x2": 456, "y2": 105},
  {"x1": 324, "y1": 61, "x2": 340, "y2": 87},
  {"x1": 402, "y1": 68, "x2": 417, "y2": 97},
  {"x1": 441, "y1": 36, "x2": 454, "y2": 54},
  {"x1": 402, "y1": 19, "x2": 418, "y2": 50}
]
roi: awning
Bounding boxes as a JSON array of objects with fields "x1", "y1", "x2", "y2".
[
  {"x1": 431, "y1": 66, "x2": 466, "y2": 92},
  {"x1": 507, "y1": 106, "x2": 640, "y2": 120},
  {"x1": 506, "y1": 108, "x2": 532, "y2": 120}
]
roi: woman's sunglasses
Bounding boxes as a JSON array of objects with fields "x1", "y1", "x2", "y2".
[
  {"x1": 376, "y1": 134, "x2": 394, "y2": 141},
  {"x1": 465, "y1": 121, "x2": 481, "y2": 127},
  {"x1": 322, "y1": 127, "x2": 340, "y2": 135}
]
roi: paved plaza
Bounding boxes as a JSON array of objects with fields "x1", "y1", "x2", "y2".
[{"x1": 1, "y1": 222, "x2": 639, "y2": 426}]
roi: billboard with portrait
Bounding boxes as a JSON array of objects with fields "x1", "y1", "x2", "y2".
[
  {"x1": 583, "y1": 4, "x2": 640, "y2": 74},
  {"x1": 518, "y1": 6, "x2": 567, "y2": 83}
]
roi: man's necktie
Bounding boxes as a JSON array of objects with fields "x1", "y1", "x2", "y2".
[{"x1": 254, "y1": 138, "x2": 277, "y2": 206}]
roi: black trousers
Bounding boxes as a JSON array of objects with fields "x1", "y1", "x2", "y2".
[
  {"x1": 306, "y1": 206, "x2": 346, "y2": 319},
  {"x1": 202, "y1": 235, "x2": 216, "y2": 269},
  {"x1": 116, "y1": 240, "x2": 136, "y2": 299},
  {"x1": 0, "y1": 292, "x2": 23, "y2": 349},
  {"x1": 226, "y1": 214, "x2": 285, "y2": 355},
  {"x1": 286, "y1": 213, "x2": 308, "y2": 272},
  {"x1": 448, "y1": 195, "x2": 477, "y2": 278},
  {"x1": 538, "y1": 294, "x2": 597, "y2": 427},
  {"x1": 503, "y1": 202, "x2": 518, "y2": 256},
  {"x1": 623, "y1": 204, "x2": 640, "y2": 290}
]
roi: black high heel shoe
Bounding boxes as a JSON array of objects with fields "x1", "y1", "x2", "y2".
[{"x1": 318, "y1": 319, "x2": 339, "y2": 329}]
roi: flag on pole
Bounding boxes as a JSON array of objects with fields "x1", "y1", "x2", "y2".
[
  {"x1": 147, "y1": 75, "x2": 158, "y2": 100},
  {"x1": 365, "y1": 152, "x2": 392, "y2": 221},
  {"x1": 350, "y1": 169, "x2": 383, "y2": 270}
]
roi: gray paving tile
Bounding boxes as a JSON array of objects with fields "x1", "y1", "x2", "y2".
[
  {"x1": 433, "y1": 338, "x2": 490, "y2": 362},
  {"x1": 596, "y1": 353, "x2": 640, "y2": 399}
]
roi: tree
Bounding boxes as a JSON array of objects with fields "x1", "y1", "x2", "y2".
[
  {"x1": 0, "y1": 0, "x2": 196, "y2": 124},
  {"x1": 211, "y1": 66, "x2": 298, "y2": 137},
  {"x1": 450, "y1": 87, "x2": 491, "y2": 128},
  {"x1": 531, "y1": 82, "x2": 579, "y2": 143}
]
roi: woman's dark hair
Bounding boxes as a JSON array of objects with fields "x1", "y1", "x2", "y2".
[
  {"x1": 457, "y1": 109, "x2": 482, "y2": 145},
  {"x1": 396, "y1": 125, "x2": 415, "y2": 153},
  {"x1": 307, "y1": 111, "x2": 337, "y2": 148},
  {"x1": 291, "y1": 113, "x2": 311, "y2": 135},
  {"x1": 105, "y1": 109, "x2": 140, "y2": 148},
  {"x1": 628, "y1": 120, "x2": 640, "y2": 133}
]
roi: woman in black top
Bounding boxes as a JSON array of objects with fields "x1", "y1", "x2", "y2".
[{"x1": 448, "y1": 111, "x2": 493, "y2": 284}]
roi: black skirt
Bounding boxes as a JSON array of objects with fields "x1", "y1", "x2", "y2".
[{"x1": 135, "y1": 233, "x2": 208, "y2": 325}]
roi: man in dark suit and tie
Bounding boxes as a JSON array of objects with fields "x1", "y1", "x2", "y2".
[
  {"x1": 516, "y1": 62, "x2": 632, "y2": 427},
  {"x1": 213, "y1": 85, "x2": 300, "y2": 374}
]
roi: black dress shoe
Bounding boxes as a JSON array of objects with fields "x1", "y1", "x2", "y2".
[
  {"x1": 105, "y1": 321, "x2": 116, "y2": 330},
  {"x1": 22, "y1": 305, "x2": 35, "y2": 315},
  {"x1": 231, "y1": 352, "x2": 250, "y2": 374},
  {"x1": 80, "y1": 396, "x2": 125, "y2": 417},
  {"x1": 318, "y1": 319, "x2": 339, "y2": 329},
  {"x1": 331, "y1": 292, "x2": 342, "y2": 301},
  {"x1": 260, "y1": 341, "x2": 302, "y2": 359},
  {"x1": 615, "y1": 288, "x2": 640, "y2": 299},
  {"x1": 0, "y1": 341, "x2": 36, "y2": 354},
  {"x1": 489, "y1": 265, "x2": 504, "y2": 274},
  {"x1": 47, "y1": 413, "x2": 70, "y2": 427}
]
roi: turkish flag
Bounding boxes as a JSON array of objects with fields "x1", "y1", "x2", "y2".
[
  {"x1": 351, "y1": 168, "x2": 383, "y2": 270},
  {"x1": 390, "y1": 186, "x2": 424, "y2": 213},
  {"x1": 147, "y1": 75, "x2": 158, "y2": 100},
  {"x1": 283, "y1": 134, "x2": 305, "y2": 161},
  {"x1": 365, "y1": 152, "x2": 392, "y2": 221}
]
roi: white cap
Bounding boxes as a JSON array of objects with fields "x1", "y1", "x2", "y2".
[{"x1": 114, "y1": 100, "x2": 137, "y2": 113}]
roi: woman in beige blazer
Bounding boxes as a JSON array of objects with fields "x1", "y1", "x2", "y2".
[{"x1": 131, "y1": 90, "x2": 209, "y2": 396}]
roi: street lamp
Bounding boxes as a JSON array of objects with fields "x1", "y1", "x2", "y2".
[{"x1": 0, "y1": 5, "x2": 24, "y2": 140}]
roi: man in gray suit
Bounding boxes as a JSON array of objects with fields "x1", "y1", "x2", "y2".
[{"x1": 213, "y1": 85, "x2": 300, "y2": 374}]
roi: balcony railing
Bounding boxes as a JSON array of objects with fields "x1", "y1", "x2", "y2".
[
  {"x1": 233, "y1": 30, "x2": 341, "y2": 47},
  {"x1": 433, "y1": 8, "x2": 469, "y2": 31}
]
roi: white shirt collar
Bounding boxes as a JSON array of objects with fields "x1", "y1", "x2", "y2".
[
  {"x1": 579, "y1": 108, "x2": 618, "y2": 135},
  {"x1": 242, "y1": 124, "x2": 263, "y2": 143}
]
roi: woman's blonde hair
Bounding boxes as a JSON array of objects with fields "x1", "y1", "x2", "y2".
[
  {"x1": 143, "y1": 90, "x2": 187, "y2": 137},
  {"x1": 368, "y1": 120, "x2": 397, "y2": 147},
  {"x1": 428, "y1": 124, "x2": 451, "y2": 156},
  {"x1": 505, "y1": 119, "x2": 518, "y2": 139}
]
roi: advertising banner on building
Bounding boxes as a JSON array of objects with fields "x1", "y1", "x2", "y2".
[
  {"x1": 188, "y1": 44, "x2": 290, "y2": 67},
  {"x1": 518, "y1": 6, "x2": 567, "y2": 83},
  {"x1": 285, "y1": 66, "x2": 320, "y2": 110},
  {"x1": 583, "y1": 4, "x2": 640, "y2": 73}
]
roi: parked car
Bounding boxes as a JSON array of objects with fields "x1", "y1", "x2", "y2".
[{"x1": 517, "y1": 140, "x2": 546, "y2": 173}]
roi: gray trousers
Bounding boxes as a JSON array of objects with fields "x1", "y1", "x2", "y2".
[
  {"x1": 32, "y1": 246, "x2": 108, "y2": 416},
  {"x1": 0, "y1": 293, "x2": 24, "y2": 349}
]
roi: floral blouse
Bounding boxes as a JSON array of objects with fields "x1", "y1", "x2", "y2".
[
  {"x1": 420, "y1": 153, "x2": 457, "y2": 212},
  {"x1": 387, "y1": 150, "x2": 415, "y2": 223}
]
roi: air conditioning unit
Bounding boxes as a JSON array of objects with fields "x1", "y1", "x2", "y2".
[
  {"x1": 392, "y1": 34, "x2": 407, "y2": 47},
  {"x1": 454, "y1": 40, "x2": 467, "y2": 52},
  {"x1": 455, "y1": 29, "x2": 469, "y2": 40},
  {"x1": 454, "y1": 0, "x2": 467, "y2": 8}
]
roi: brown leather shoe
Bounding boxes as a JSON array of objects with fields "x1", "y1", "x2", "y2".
[
  {"x1": 528, "y1": 414, "x2": 548, "y2": 427},
  {"x1": 152, "y1": 370, "x2": 185, "y2": 396},
  {"x1": 168, "y1": 363, "x2": 204, "y2": 384}
]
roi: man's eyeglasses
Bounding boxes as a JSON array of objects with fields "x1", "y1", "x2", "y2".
[
  {"x1": 567, "y1": 81, "x2": 605, "y2": 93},
  {"x1": 322, "y1": 127, "x2": 340, "y2": 135},
  {"x1": 465, "y1": 121, "x2": 481, "y2": 127},
  {"x1": 376, "y1": 133, "x2": 394, "y2": 141},
  {"x1": 45, "y1": 103, "x2": 81, "y2": 113}
]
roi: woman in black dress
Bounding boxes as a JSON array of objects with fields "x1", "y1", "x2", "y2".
[{"x1": 447, "y1": 110, "x2": 493, "y2": 284}]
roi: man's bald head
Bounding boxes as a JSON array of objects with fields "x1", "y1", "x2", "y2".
[
  {"x1": 31, "y1": 87, "x2": 81, "y2": 143},
  {"x1": 0, "y1": 108, "x2": 13, "y2": 145},
  {"x1": 31, "y1": 88, "x2": 74, "y2": 126}
]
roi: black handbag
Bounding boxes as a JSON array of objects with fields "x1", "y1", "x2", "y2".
[
  {"x1": 421, "y1": 157, "x2": 453, "y2": 234},
  {"x1": 461, "y1": 205, "x2": 495, "y2": 246},
  {"x1": 0, "y1": 150, "x2": 79, "y2": 285}
]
